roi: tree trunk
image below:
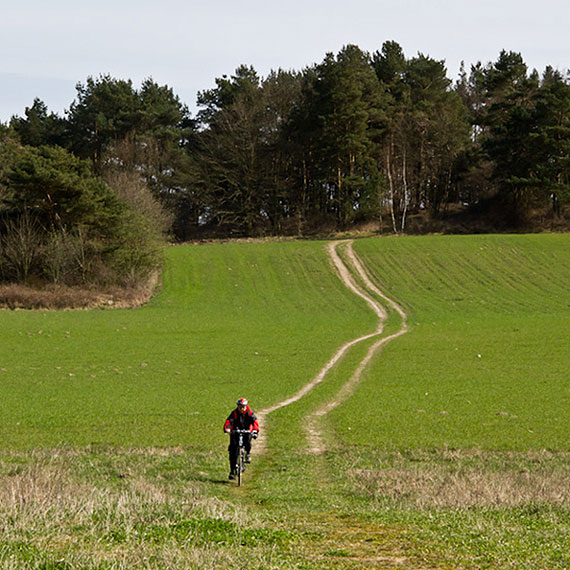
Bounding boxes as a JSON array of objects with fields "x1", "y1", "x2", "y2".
[
  {"x1": 386, "y1": 140, "x2": 398, "y2": 234},
  {"x1": 400, "y1": 145, "x2": 408, "y2": 232},
  {"x1": 337, "y1": 161, "x2": 343, "y2": 226}
]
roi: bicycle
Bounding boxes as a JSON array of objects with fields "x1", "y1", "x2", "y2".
[{"x1": 227, "y1": 428, "x2": 257, "y2": 486}]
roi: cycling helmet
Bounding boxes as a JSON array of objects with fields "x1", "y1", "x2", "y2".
[{"x1": 236, "y1": 398, "x2": 248, "y2": 406}]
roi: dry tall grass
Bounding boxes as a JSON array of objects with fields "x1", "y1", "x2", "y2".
[
  {"x1": 350, "y1": 448, "x2": 570, "y2": 509},
  {"x1": 0, "y1": 271, "x2": 159, "y2": 310},
  {"x1": 0, "y1": 449, "x2": 281, "y2": 570}
]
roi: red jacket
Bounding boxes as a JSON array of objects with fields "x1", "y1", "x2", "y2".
[{"x1": 224, "y1": 405, "x2": 259, "y2": 433}]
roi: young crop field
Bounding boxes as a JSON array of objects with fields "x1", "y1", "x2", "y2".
[
  {"x1": 0, "y1": 240, "x2": 376, "y2": 449},
  {"x1": 0, "y1": 233, "x2": 569, "y2": 569},
  {"x1": 333, "y1": 234, "x2": 570, "y2": 450}
]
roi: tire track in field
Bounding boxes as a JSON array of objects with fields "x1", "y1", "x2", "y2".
[
  {"x1": 255, "y1": 240, "x2": 407, "y2": 456},
  {"x1": 305, "y1": 241, "x2": 408, "y2": 454}
]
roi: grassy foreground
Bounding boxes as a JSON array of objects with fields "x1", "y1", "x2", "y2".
[{"x1": 1, "y1": 234, "x2": 569, "y2": 569}]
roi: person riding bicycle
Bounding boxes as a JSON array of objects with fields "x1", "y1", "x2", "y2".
[{"x1": 224, "y1": 397, "x2": 259, "y2": 480}]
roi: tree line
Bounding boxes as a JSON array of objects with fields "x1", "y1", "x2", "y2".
[{"x1": 1, "y1": 41, "x2": 569, "y2": 284}]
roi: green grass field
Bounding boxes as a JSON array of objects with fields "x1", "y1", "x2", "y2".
[
  {"x1": 0, "y1": 240, "x2": 376, "y2": 449},
  {"x1": 1, "y1": 233, "x2": 569, "y2": 569},
  {"x1": 332, "y1": 234, "x2": 570, "y2": 450}
]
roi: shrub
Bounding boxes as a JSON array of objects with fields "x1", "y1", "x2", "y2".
[
  {"x1": 0, "y1": 212, "x2": 43, "y2": 282},
  {"x1": 0, "y1": 145, "x2": 164, "y2": 289}
]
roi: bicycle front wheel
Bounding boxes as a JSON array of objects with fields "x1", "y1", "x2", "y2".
[{"x1": 238, "y1": 448, "x2": 245, "y2": 486}]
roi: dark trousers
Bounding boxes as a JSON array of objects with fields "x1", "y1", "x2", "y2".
[{"x1": 228, "y1": 433, "x2": 252, "y2": 470}]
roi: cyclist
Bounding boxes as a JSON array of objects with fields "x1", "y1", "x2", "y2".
[{"x1": 224, "y1": 397, "x2": 259, "y2": 480}]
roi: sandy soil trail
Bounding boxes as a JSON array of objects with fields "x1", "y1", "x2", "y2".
[{"x1": 255, "y1": 240, "x2": 408, "y2": 456}]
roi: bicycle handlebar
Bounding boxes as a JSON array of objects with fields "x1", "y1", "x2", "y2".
[{"x1": 227, "y1": 429, "x2": 257, "y2": 434}]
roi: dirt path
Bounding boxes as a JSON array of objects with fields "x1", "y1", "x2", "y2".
[
  {"x1": 305, "y1": 241, "x2": 409, "y2": 454},
  {"x1": 256, "y1": 240, "x2": 408, "y2": 456}
]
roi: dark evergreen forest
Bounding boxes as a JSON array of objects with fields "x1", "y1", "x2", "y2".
[{"x1": 1, "y1": 41, "x2": 569, "y2": 285}]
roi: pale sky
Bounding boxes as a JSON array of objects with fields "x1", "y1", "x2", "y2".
[{"x1": 1, "y1": 0, "x2": 569, "y2": 122}]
